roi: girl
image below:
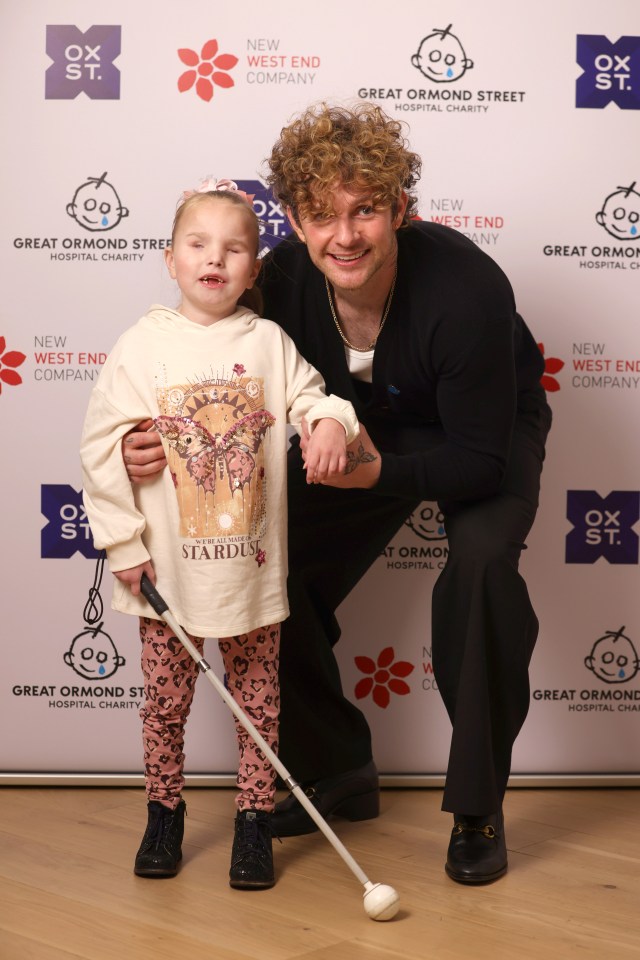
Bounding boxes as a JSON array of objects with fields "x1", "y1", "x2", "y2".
[{"x1": 80, "y1": 179, "x2": 359, "y2": 889}]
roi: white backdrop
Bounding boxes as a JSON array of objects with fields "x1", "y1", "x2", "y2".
[{"x1": 2, "y1": 0, "x2": 639, "y2": 783}]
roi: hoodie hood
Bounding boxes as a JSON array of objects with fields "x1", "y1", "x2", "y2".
[{"x1": 141, "y1": 304, "x2": 259, "y2": 333}]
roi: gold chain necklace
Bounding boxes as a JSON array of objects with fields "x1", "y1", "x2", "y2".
[{"x1": 325, "y1": 271, "x2": 397, "y2": 352}]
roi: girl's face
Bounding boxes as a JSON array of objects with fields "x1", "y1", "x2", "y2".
[{"x1": 165, "y1": 198, "x2": 261, "y2": 325}]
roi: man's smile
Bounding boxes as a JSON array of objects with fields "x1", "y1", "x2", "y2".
[{"x1": 329, "y1": 251, "x2": 368, "y2": 263}]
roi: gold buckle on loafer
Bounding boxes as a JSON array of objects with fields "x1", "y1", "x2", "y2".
[{"x1": 453, "y1": 822, "x2": 497, "y2": 839}]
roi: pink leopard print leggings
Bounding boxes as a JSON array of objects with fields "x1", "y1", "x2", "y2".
[{"x1": 139, "y1": 617, "x2": 280, "y2": 812}]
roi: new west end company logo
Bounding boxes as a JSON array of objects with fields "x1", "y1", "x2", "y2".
[
  {"x1": 0, "y1": 336, "x2": 26, "y2": 396},
  {"x1": 537, "y1": 343, "x2": 565, "y2": 392},
  {"x1": 177, "y1": 38, "x2": 238, "y2": 101},
  {"x1": 566, "y1": 491, "x2": 640, "y2": 564},
  {"x1": 45, "y1": 25, "x2": 121, "y2": 100},
  {"x1": 576, "y1": 34, "x2": 640, "y2": 110},
  {"x1": 560, "y1": 341, "x2": 640, "y2": 393},
  {"x1": 354, "y1": 647, "x2": 415, "y2": 709}
]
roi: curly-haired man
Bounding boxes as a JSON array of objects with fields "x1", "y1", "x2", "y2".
[{"x1": 124, "y1": 102, "x2": 551, "y2": 884}]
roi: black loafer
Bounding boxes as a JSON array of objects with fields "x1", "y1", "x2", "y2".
[
  {"x1": 445, "y1": 809, "x2": 508, "y2": 884},
  {"x1": 272, "y1": 760, "x2": 379, "y2": 837}
]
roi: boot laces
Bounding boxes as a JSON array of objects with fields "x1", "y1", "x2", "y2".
[
  {"x1": 234, "y1": 812, "x2": 279, "y2": 862},
  {"x1": 144, "y1": 804, "x2": 179, "y2": 849}
]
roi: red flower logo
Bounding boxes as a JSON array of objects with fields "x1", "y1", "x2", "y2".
[
  {"x1": 538, "y1": 342, "x2": 564, "y2": 392},
  {"x1": 255, "y1": 549, "x2": 266, "y2": 567},
  {"x1": 0, "y1": 336, "x2": 26, "y2": 395},
  {"x1": 354, "y1": 646, "x2": 414, "y2": 709},
  {"x1": 177, "y1": 39, "x2": 238, "y2": 102}
]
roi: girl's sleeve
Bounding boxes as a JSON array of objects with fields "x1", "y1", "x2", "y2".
[
  {"x1": 281, "y1": 331, "x2": 359, "y2": 443},
  {"x1": 80, "y1": 367, "x2": 153, "y2": 573}
]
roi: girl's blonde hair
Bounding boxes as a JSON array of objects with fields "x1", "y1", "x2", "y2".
[{"x1": 170, "y1": 190, "x2": 261, "y2": 256}]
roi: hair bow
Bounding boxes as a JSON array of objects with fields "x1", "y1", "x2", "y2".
[{"x1": 181, "y1": 177, "x2": 255, "y2": 205}]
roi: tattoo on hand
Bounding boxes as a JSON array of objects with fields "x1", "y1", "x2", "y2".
[{"x1": 344, "y1": 443, "x2": 378, "y2": 475}]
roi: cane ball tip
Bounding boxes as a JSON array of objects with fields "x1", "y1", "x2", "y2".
[{"x1": 363, "y1": 883, "x2": 400, "y2": 921}]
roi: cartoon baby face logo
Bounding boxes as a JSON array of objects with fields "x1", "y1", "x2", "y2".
[
  {"x1": 66, "y1": 172, "x2": 129, "y2": 232},
  {"x1": 404, "y1": 503, "x2": 447, "y2": 541},
  {"x1": 596, "y1": 181, "x2": 640, "y2": 240},
  {"x1": 584, "y1": 627, "x2": 640, "y2": 684},
  {"x1": 411, "y1": 24, "x2": 474, "y2": 83},
  {"x1": 64, "y1": 623, "x2": 126, "y2": 679}
]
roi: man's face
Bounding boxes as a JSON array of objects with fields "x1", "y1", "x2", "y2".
[{"x1": 288, "y1": 184, "x2": 407, "y2": 295}]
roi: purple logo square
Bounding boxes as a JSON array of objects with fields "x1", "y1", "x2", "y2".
[
  {"x1": 45, "y1": 25, "x2": 121, "y2": 100},
  {"x1": 576, "y1": 35, "x2": 640, "y2": 110},
  {"x1": 41, "y1": 484, "x2": 101, "y2": 558},
  {"x1": 566, "y1": 490, "x2": 639, "y2": 564}
]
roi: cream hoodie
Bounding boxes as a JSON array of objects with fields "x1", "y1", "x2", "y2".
[{"x1": 80, "y1": 305, "x2": 359, "y2": 636}]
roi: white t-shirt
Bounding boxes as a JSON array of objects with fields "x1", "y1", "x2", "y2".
[{"x1": 345, "y1": 346, "x2": 374, "y2": 382}]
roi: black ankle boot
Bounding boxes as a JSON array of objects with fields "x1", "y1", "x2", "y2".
[
  {"x1": 134, "y1": 800, "x2": 186, "y2": 878},
  {"x1": 229, "y1": 810, "x2": 276, "y2": 889},
  {"x1": 272, "y1": 760, "x2": 380, "y2": 837}
]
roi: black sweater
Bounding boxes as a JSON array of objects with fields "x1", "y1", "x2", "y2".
[{"x1": 259, "y1": 221, "x2": 546, "y2": 503}]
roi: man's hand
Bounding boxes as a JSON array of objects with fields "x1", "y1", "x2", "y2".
[
  {"x1": 114, "y1": 560, "x2": 155, "y2": 597},
  {"x1": 122, "y1": 419, "x2": 167, "y2": 482},
  {"x1": 301, "y1": 420, "x2": 381, "y2": 489}
]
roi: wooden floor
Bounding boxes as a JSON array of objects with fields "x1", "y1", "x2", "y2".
[{"x1": 1, "y1": 786, "x2": 639, "y2": 959}]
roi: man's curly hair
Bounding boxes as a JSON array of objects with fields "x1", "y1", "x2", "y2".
[{"x1": 264, "y1": 102, "x2": 421, "y2": 226}]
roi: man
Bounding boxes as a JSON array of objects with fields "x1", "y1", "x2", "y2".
[{"x1": 123, "y1": 102, "x2": 551, "y2": 884}]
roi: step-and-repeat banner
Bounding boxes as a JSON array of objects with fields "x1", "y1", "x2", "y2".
[{"x1": 2, "y1": 1, "x2": 638, "y2": 781}]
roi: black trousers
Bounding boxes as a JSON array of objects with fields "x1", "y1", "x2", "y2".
[{"x1": 278, "y1": 404, "x2": 551, "y2": 815}]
